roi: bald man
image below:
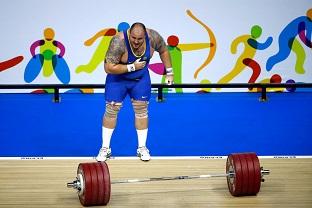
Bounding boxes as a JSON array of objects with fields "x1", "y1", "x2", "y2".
[{"x1": 96, "y1": 22, "x2": 174, "y2": 162}]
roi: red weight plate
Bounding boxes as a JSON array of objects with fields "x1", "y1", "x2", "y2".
[
  {"x1": 226, "y1": 154, "x2": 234, "y2": 195},
  {"x1": 231, "y1": 154, "x2": 243, "y2": 196},
  {"x1": 238, "y1": 154, "x2": 249, "y2": 196},
  {"x1": 250, "y1": 153, "x2": 261, "y2": 195},
  {"x1": 94, "y1": 162, "x2": 105, "y2": 205},
  {"x1": 88, "y1": 163, "x2": 99, "y2": 205},
  {"x1": 101, "y1": 162, "x2": 111, "y2": 205},
  {"x1": 78, "y1": 163, "x2": 93, "y2": 206},
  {"x1": 244, "y1": 153, "x2": 256, "y2": 195},
  {"x1": 226, "y1": 154, "x2": 243, "y2": 196}
]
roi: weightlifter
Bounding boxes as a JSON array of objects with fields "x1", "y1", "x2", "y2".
[{"x1": 96, "y1": 22, "x2": 174, "y2": 162}]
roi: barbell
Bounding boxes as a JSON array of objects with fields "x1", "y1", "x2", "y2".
[{"x1": 67, "y1": 152, "x2": 270, "y2": 206}]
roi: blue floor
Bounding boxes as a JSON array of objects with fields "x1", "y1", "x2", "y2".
[{"x1": 0, "y1": 92, "x2": 311, "y2": 157}]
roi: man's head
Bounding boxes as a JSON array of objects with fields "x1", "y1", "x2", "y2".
[{"x1": 129, "y1": 22, "x2": 146, "y2": 50}]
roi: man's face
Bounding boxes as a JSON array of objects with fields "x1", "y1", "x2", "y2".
[{"x1": 129, "y1": 27, "x2": 145, "y2": 50}]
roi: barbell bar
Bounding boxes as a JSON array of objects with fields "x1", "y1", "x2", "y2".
[{"x1": 67, "y1": 152, "x2": 270, "y2": 206}]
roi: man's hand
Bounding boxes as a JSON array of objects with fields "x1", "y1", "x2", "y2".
[
  {"x1": 127, "y1": 58, "x2": 146, "y2": 72},
  {"x1": 134, "y1": 58, "x2": 146, "y2": 70},
  {"x1": 165, "y1": 74, "x2": 174, "y2": 85},
  {"x1": 165, "y1": 67, "x2": 174, "y2": 85}
]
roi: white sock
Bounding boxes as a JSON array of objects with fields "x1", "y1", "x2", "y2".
[
  {"x1": 137, "y1": 129, "x2": 148, "y2": 147},
  {"x1": 102, "y1": 126, "x2": 114, "y2": 148}
]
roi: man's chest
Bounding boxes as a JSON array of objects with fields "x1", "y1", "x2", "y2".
[{"x1": 119, "y1": 48, "x2": 155, "y2": 63}]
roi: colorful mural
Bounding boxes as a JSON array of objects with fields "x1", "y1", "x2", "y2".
[
  {"x1": 0, "y1": 1, "x2": 311, "y2": 93},
  {"x1": 217, "y1": 25, "x2": 272, "y2": 89},
  {"x1": 267, "y1": 8, "x2": 312, "y2": 74},
  {"x1": 24, "y1": 28, "x2": 70, "y2": 84}
]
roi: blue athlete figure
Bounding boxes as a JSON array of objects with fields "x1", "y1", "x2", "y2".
[
  {"x1": 96, "y1": 23, "x2": 174, "y2": 162},
  {"x1": 266, "y1": 8, "x2": 312, "y2": 74},
  {"x1": 24, "y1": 28, "x2": 70, "y2": 83}
]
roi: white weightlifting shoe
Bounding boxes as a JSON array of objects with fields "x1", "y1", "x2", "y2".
[
  {"x1": 137, "y1": 146, "x2": 151, "y2": 161},
  {"x1": 96, "y1": 147, "x2": 111, "y2": 162}
]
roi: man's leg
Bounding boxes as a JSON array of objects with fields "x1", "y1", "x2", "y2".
[
  {"x1": 96, "y1": 102, "x2": 122, "y2": 162},
  {"x1": 132, "y1": 100, "x2": 151, "y2": 161}
]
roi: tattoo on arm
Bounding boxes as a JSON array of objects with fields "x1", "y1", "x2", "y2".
[
  {"x1": 105, "y1": 35, "x2": 125, "y2": 64},
  {"x1": 149, "y1": 29, "x2": 167, "y2": 52}
]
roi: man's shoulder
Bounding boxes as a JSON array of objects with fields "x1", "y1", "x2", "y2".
[
  {"x1": 146, "y1": 28, "x2": 156, "y2": 35},
  {"x1": 109, "y1": 32, "x2": 126, "y2": 48},
  {"x1": 115, "y1": 31, "x2": 126, "y2": 40},
  {"x1": 147, "y1": 28, "x2": 162, "y2": 37}
]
